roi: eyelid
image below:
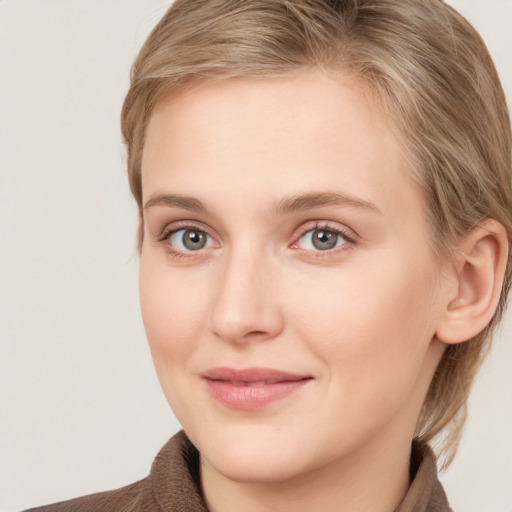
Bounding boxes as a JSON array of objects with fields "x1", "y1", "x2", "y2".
[
  {"x1": 157, "y1": 220, "x2": 211, "y2": 241},
  {"x1": 290, "y1": 221, "x2": 357, "y2": 252},
  {"x1": 170, "y1": 229, "x2": 216, "y2": 251},
  {"x1": 157, "y1": 220, "x2": 220, "y2": 257}
]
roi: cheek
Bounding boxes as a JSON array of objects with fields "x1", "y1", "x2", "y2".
[
  {"x1": 139, "y1": 256, "x2": 207, "y2": 367},
  {"x1": 286, "y1": 255, "x2": 440, "y2": 390},
  {"x1": 138, "y1": 256, "x2": 215, "y2": 422}
]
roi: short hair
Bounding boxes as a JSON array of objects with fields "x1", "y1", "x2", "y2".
[{"x1": 121, "y1": 0, "x2": 512, "y2": 466}]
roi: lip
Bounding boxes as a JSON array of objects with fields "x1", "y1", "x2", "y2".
[{"x1": 201, "y1": 367, "x2": 313, "y2": 410}]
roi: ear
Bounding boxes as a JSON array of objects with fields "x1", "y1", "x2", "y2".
[{"x1": 436, "y1": 219, "x2": 509, "y2": 345}]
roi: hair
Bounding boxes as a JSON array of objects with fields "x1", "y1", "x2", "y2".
[{"x1": 121, "y1": 0, "x2": 512, "y2": 466}]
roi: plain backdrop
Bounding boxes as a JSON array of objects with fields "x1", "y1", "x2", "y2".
[{"x1": 1, "y1": 1, "x2": 511, "y2": 511}]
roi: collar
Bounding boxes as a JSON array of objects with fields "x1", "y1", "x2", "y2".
[{"x1": 150, "y1": 431, "x2": 452, "y2": 512}]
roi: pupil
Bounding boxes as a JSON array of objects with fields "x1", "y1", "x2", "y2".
[
  {"x1": 183, "y1": 230, "x2": 206, "y2": 250},
  {"x1": 312, "y1": 230, "x2": 337, "y2": 250}
]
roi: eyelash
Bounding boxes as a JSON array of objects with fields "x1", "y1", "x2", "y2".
[
  {"x1": 157, "y1": 221, "x2": 217, "y2": 259},
  {"x1": 157, "y1": 220, "x2": 356, "y2": 259},
  {"x1": 291, "y1": 221, "x2": 356, "y2": 257}
]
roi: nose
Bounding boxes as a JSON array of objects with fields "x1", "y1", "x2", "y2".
[{"x1": 208, "y1": 248, "x2": 284, "y2": 344}]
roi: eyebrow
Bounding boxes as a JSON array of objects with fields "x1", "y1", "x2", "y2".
[
  {"x1": 272, "y1": 192, "x2": 382, "y2": 215},
  {"x1": 143, "y1": 191, "x2": 382, "y2": 215},
  {"x1": 144, "y1": 194, "x2": 207, "y2": 212}
]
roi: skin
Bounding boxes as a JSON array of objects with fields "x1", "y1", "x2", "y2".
[{"x1": 139, "y1": 69, "x2": 453, "y2": 512}]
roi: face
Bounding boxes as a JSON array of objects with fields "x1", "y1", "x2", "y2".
[{"x1": 140, "y1": 70, "x2": 448, "y2": 484}]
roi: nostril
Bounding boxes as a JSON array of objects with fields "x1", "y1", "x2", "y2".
[{"x1": 244, "y1": 330, "x2": 267, "y2": 338}]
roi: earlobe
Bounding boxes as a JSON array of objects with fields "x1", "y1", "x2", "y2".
[{"x1": 436, "y1": 219, "x2": 509, "y2": 345}]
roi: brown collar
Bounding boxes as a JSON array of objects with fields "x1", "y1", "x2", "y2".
[
  {"x1": 151, "y1": 432, "x2": 452, "y2": 512},
  {"x1": 395, "y1": 441, "x2": 453, "y2": 511}
]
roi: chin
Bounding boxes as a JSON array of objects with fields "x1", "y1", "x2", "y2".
[
  {"x1": 188, "y1": 421, "x2": 325, "y2": 484},
  {"x1": 185, "y1": 422, "x2": 294, "y2": 482},
  {"x1": 203, "y1": 443, "x2": 306, "y2": 484}
]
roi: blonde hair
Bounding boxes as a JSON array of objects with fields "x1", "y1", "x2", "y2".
[{"x1": 121, "y1": 0, "x2": 512, "y2": 466}]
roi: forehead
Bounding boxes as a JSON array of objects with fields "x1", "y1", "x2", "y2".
[{"x1": 141, "y1": 69, "x2": 422, "y2": 221}]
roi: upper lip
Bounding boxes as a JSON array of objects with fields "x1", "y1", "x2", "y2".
[{"x1": 201, "y1": 367, "x2": 312, "y2": 384}]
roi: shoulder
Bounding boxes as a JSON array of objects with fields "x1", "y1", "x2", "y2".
[
  {"x1": 22, "y1": 431, "x2": 204, "y2": 512},
  {"x1": 22, "y1": 477, "x2": 155, "y2": 512}
]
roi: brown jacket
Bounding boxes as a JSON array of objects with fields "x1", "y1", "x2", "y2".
[{"x1": 25, "y1": 431, "x2": 453, "y2": 512}]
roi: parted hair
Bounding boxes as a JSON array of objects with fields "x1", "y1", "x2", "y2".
[{"x1": 121, "y1": 0, "x2": 512, "y2": 466}]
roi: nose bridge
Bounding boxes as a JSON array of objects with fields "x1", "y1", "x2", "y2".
[{"x1": 209, "y1": 242, "x2": 283, "y2": 343}]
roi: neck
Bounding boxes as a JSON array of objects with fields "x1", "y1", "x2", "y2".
[{"x1": 200, "y1": 434, "x2": 412, "y2": 512}]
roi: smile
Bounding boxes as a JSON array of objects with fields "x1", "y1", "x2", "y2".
[{"x1": 201, "y1": 367, "x2": 313, "y2": 410}]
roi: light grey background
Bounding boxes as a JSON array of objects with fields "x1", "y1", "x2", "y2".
[{"x1": 1, "y1": 1, "x2": 511, "y2": 511}]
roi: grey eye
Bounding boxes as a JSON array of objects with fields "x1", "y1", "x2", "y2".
[
  {"x1": 171, "y1": 229, "x2": 210, "y2": 251},
  {"x1": 298, "y1": 228, "x2": 347, "y2": 251},
  {"x1": 312, "y1": 230, "x2": 339, "y2": 250}
]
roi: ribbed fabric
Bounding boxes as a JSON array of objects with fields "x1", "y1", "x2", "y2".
[
  {"x1": 396, "y1": 441, "x2": 452, "y2": 512},
  {"x1": 25, "y1": 431, "x2": 452, "y2": 512}
]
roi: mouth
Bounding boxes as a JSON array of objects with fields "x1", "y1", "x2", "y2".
[{"x1": 201, "y1": 367, "x2": 313, "y2": 410}]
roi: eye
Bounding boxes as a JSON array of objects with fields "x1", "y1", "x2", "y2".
[
  {"x1": 296, "y1": 228, "x2": 349, "y2": 251},
  {"x1": 169, "y1": 228, "x2": 215, "y2": 252}
]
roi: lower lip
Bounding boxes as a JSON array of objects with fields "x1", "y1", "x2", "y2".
[{"x1": 204, "y1": 379, "x2": 311, "y2": 410}]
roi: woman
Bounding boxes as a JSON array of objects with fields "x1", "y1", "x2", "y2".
[{"x1": 24, "y1": 0, "x2": 511, "y2": 510}]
